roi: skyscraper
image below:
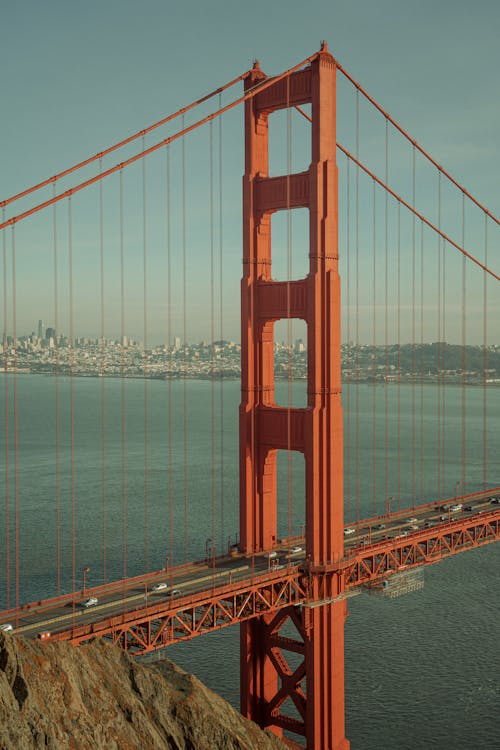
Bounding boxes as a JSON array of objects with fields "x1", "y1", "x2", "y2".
[{"x1": 38, "y1": 320, "x2": 45, "y2": 340}]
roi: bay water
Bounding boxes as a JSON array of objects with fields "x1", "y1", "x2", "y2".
[{"x1": 0, "y1": 374, "x2": 498, "y2": 749}]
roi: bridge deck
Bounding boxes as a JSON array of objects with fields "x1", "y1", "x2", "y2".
[{"x1": 1, "y1": 488, "x2": 499, "y2": 654}]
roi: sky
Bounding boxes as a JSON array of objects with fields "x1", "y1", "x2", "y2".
[{"x1": 1, "y1": 0, "x2": 499, "y2": 344}]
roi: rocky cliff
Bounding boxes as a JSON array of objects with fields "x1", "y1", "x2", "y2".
[{"x1": 0, "y1": 633, "x2": 286, "y2": 750}]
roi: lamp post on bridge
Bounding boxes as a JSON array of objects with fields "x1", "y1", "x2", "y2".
[
  {"x1": 205, "y1": 538, "x2": 213, "y2": 565},
  {"x1": 455, "y1": 480, "x2": 461, "y2": 501},
  {"x1": 386, "y1": 496, "x2": 394, "y2": 518},
  {"x1": 82, "y1": 566, "x2": 90, "y2": 595}
]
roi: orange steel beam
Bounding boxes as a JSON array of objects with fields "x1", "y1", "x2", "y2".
[{"x1": 240, "y1": 42, "x2": 349, "y2": 750}]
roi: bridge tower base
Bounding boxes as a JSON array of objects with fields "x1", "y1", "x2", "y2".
[{"x1": 239, "y1": 44, "x2": 349, "y2": 750}]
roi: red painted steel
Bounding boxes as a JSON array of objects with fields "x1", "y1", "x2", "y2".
[{"x1": 239, "y1": 42, "x2": 349, "y2": 749}]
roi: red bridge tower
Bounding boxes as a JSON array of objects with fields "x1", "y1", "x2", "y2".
[{"x1": 240, "y1": 44, "x2": 349, "y2": 749}]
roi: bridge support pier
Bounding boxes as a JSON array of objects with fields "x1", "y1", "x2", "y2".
[{"x1": 239, "y1": 44, "x2": 349, "y2": 749}]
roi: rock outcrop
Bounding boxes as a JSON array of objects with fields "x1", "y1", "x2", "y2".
[{"x1": 0, "y1": 633, "x2": 286, "y2": 749}]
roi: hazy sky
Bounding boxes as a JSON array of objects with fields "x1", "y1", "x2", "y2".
[{"x1": 1, "y1": 0, "x2": 499, "y2": 344}]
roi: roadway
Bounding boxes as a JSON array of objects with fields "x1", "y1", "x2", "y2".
[{"x1": 0, "y1": 488, "x2": 498, "y2": 640}]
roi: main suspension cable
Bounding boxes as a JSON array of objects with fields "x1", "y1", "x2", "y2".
[
  {"x1": 336, "y1": 144, "x2": 499, "y2": 282},
  {"x1": 0, "y1": 73, "x2": 248, "y2": 210},
  {"x1": 1, "y1": 53, "x2": 319, "y2": 232},
  {"x1": 335, "y1": 61, "x2": 500, "y2": 227}
]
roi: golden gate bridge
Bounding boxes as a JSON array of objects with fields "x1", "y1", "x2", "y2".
[{"x1": 1, "y1": 43, "x2": 499, "y2": 749}]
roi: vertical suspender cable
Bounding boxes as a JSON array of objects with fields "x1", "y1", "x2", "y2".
[
  {"x1": 397, "y1": 204, "x2": 401, "y2": 504},
  {"x1": 99, "y1": 160, "x2": 107, "y2": 583},
  {"x1": 437, "y1": 174, "x2": 442, "y2": 500},
  {"x1": 372, "y1": 180, "x2": 377, "y2": 515},
  {"x1": 182, "y1": 115, "x2": 188, "y2": 562},
  {"x1": 120, "y1": 169, "x2": 127, "y2": 583},
  {"x1": 12, "y1": 226, "x2": 19, "y2": 617},
  {"x1": 346, "y1": 158, "x2": 351, "y2": 523},
  {"x1": 210, "y1": 120, "x2": 216, "y2": 564},
  {"x1": 2, "y1": 215, "x2": 9, "y2": 608},
  {"x1": 53, "y1": 188, "x2": 61, "y2": 592},
  {"x1": 68, "y1": 198, "x2": 76, "y2": 603},
  {"x1": 218, "y1": 94, "x2": 225, "y2": 551},
  {"x1": 142, "y1": 137, "x2": 149, "y2": 573},
  {"x1": 166, "y1": 146, "x2": 173, "y2": 569},
  {"x1": 355, "y1": 90, "x2": 360, "y2": 523},
  {"x1": 286, "y1": 76, "x2": 293, "y2": 546},
  {"x1": 461, "y1": 194, "x2": 466, "y2": 494},
  {"x1": 384, "y1": 119, "x2": 389, "y2": 512},
  {"x1": 482, "y1": 215, "x2": 488, "y2": 488},
  {"x1": 419, "y1": 220, "x2": 424, "y2": 503},
  {"x1": 411, "y1": 146, "x2": 416, "y2": 504},
  {"x1": 444, "y1": 172, "x2": 447, "y2": 491}
]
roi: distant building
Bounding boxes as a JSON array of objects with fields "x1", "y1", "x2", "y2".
[{"x1": 38, "y1": 319, "x2": 45, "y2": 340}]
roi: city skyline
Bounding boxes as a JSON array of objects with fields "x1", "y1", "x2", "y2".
[{"x1": 2, "y1": 318, "x2": 499, "y2": 350}]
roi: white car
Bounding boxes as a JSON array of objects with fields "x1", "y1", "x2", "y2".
[
  {"x1": 407, "y1": 517, "x2": 418, "y2": 524},
  {"x1": 290, "y1": 546, "x2": 303, "y2": 554},
  {"x1": 152, "y1": 582, "x2": 168, "y2": 592},
  {"x1": 344, "y1": 527, "x2": 356, "y2": 536},
  {"x1": 0, "y1": 623, "x2": 13, "y2": 632},
  {"x1": 81, "y1": 597, "x2": 98, "y2": 608},
  {"x1": 267, "y1": 551, "x2": 278, "y2": 559}
]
